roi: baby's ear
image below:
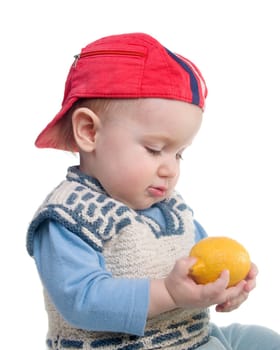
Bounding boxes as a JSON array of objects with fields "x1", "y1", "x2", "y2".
[{"x1": 72, "y1": 107, "x2": 100, "y2": 152}]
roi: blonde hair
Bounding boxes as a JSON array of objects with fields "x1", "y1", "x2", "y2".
[{"x1": 56, "y1": 98, "x2": 139, "y2": 152}]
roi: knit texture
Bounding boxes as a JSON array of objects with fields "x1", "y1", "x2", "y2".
[{"x1": 27, "y1": 166, "x2": 210, "y2": 349}]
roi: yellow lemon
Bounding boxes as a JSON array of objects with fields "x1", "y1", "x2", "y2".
[{"x1": 189, "y1": 236, "x2": 251, "y2": 287}]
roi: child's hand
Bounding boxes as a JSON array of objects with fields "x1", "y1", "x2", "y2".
[
  {"x1": 149, "y1": 256, "x2": 244, "y2": 317},
  {"x1": 215, "y1": 262, "x2": 258, "y2": 312},
  {"x1": 164, "y1": 256, "x2": 243, "y2": 309}
]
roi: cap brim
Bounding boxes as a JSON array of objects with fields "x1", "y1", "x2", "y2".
[{"x1": 35, "y1": 96, "x2": 79, "y2": 150}]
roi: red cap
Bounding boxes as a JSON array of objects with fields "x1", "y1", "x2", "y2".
[{"x1": 35, "y1": 32, "x2": 207, "y2": 150}]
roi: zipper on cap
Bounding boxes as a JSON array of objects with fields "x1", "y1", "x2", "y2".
[{"x1": 73, "y1": 49, "x2": 145, "y2": 67}]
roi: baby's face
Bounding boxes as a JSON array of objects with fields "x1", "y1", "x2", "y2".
[{"x1": 85, "y1": 98, "x2": 202, "y2": 210}]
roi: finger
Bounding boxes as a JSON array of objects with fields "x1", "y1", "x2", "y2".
[
  {"x1": 213, "y1": 279, "x2": 245, "y2": 307},
  {"x1": 243, "y1": 278, "x2": 256, "y2": 293},
  {"x1": 216, "y1": 291, "x2": 248, "y2": 312},
  {"x1": 172, "y1": 256, "x2": 197, "y2": 279},
  {"x1": 247, "y1": 262, "x2": 258, "y2": 279},
  {"x1": 201, "y1": 270, "x2": 230, "y2": 302},
  {"x1": 216, "y1": 301, "x2": 230, "y2": 312},
  {"x1": 233, "y1": 279, "x2": 247, "y2": 290},
  {"x1": 216, "y1": 301, "x2": 236, "y2": 312},
  {"x1": 215, "y1": 269, "x2": 230, "y2": 289},
  {"x1": 184, "y1": 256, "x2": 198, "y2": 273}
]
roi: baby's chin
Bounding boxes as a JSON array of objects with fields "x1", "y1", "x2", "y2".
[
  {"x1": 129, "y1": 197, "x2": 167, "y2": 211},
  {"x1": 108, "y1": 190, "x2": 169, "y2": 210}
]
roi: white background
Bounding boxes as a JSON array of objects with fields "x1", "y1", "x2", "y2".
[{"x1": 1, "y1": 1, "x2": 279, "y2": 348}]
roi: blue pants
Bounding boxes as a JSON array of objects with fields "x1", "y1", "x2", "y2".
[{"x1": 198, "y1": 323, "x2": 280, "y2": 349}]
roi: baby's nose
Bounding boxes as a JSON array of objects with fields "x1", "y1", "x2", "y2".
[{"x1": 158, "y1": 157, "x2": 178, "y2": 178}]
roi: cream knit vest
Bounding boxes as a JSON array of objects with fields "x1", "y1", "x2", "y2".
[{"x1": 27, "y1": 166, "x2": 210, "y2": 349}]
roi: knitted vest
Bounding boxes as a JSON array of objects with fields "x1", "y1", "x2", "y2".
[{"x1": 27, "y1": 166, "x2": 210, "y2": 350}]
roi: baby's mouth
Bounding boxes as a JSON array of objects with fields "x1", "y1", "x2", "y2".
[{"x1": 147, "y1": 186, "x2": 167, "y2": 198}]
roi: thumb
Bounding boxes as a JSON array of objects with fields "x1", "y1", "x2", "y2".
[
  {"x1": 171, "y1": 256, "x2": 197, "y2": 276},
  {"x1": 181, "y1": 256, "x2": 198, "y2": 274}
]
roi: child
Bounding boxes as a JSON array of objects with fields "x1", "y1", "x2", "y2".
[{"x1": 26, "y1": 33, "x2": 280, "y2": 349}]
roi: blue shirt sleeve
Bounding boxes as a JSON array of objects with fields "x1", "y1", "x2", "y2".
[
  {"x1": 193, "y1": 219, "x2": 208, "y2": 242},
  {"x1": 33, "y1": 220, "x2": 149, "y2": 336}
]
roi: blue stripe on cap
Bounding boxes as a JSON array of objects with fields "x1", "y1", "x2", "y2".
[{"x1": 165, "y1": 48, "x2": 200, "y2": 106}]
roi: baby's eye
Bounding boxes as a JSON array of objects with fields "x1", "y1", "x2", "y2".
[
  {"x1": 176, "y1": 153, "x2": 184, "y2": 160},
  {"x1": 146, "y1": 147, "x2": 162, "y2": 156}
]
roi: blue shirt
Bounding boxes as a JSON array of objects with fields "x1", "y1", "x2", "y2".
[{"x1": 33, "y1": 206, "x2": 207, "y2": 336}]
